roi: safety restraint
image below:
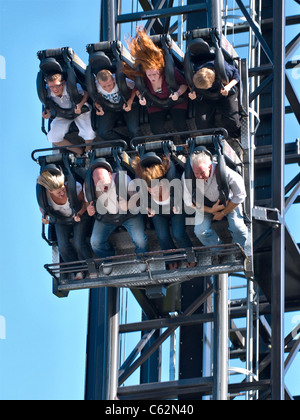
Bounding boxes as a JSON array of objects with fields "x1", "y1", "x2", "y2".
[
  {"x1": 36, "y1": 155, "x2": 83, "y2": 225},
  {"x1": 184, "y1": 135, "x2": 230, "y2": 208},
  {"x1": 85, "y1": 41, "x2": 133, "y2": 113},
  {"x1": 129, "y1": 35, "x2": 186, "y2": 110},
  {"x1": 84, "y1": 140, "x2": 132, "y2": 225},
  {"x1": 36, "y1": 47, "x2": 90, "y2": 121}
]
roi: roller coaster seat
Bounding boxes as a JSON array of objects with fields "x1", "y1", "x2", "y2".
[
  {"x1": 36, "y1": 156, "x2": 83, "y2": 226},
  {"x1": 184, "y1": 31, "x2": 247, "y2": 120},
  {"x1": 84, "y1": 139, "x2": 129, "y2": 205},
  {"x1": 86, "y1": 42, "x2": 132, "y2": 113},
  {"x1": 131, "y1": 34, "x2": 186, "y2": 111},
  {"x1": 185, "y1": 38, "x2": 231, "y2": 92},
  {"x1": 184, "y1": 137, "x2": 231, "y2": 208},
  {"x1": 37, "y1": 47, "x2": 90, "y2": 121},
  {"x1": 140, "y1": 152, "x2": 163, "y2": 167}
]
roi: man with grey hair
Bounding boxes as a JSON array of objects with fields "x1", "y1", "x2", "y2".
[{"x1": 182, "y1": 149, "x2": 248, "y2": 249}]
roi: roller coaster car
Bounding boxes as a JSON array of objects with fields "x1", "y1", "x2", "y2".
[
  {"x1": 34, "y1": 132, "x2": 250, "y2": 298},
  {"x1": 36, "y1": 47, "x2": 90, "y2": 122},
  {"x1": 85, "y1": 41, "x2": 133, "y2": 113}
]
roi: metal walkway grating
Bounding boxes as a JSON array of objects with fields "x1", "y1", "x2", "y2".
[{"x1": 45, "y1": 243, "x2": 248, "y2": 294}]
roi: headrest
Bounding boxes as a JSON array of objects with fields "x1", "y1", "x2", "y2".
[
  {"x1": 90, "y1": 158, "x2": 113, "y2": 173},
  {"x1": 193, "y1": 146, "x2": 213, "y2": 159},
  {"x1": 40, "y1": 58, "x2": 63, "y2": 76},
  {"x1": 188, "y1": 38, "x2": 212, "y2": 56},
  {"x1": 41, "y1": 164, "x2": 63, "y2": 176},
  {"x1": 140, "y1": 152, "x2": 163, "y2": 168},
  {"x1": 89, "y1": 52, "x2": 113, "y2": 73}
]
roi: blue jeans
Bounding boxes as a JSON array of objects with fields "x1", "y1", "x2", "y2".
[
  {"x1": 152, "y1": 213, "x2": 193, "y2": 251},
  {"x1": 90, "y1": 214, "x2": 148, "y2": 258},
  {"x1": 194, "y1": 205, "x2": 248, "y2": 249},
  {"x1": 97, "y1": 104, "x2": 141, "y2": 140},
  {"x1": 148, "y1": 108, "x2": 188, "y2": 142},
  {"x1": 55, "y1": 214, "x2": 92, "y2": 262}
]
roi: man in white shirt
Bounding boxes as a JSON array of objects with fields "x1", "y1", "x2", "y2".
[
  {"x1": 182, "y1": 149, "x2": 248, "y2": 249},
  {"x1": 42, "y1": 73, "x2": 96, "y2": 154}
]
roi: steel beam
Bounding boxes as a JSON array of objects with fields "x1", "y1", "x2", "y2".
[
  {"x1": 207, "y1": 0, "x2": 222, "y2": 32},
  {"x1": 271, "y1": 0, "x2": 285, "y2": 401},
  {"x1": 85, "y1": 288, "x2": 119, "y2": 400},
  {"x1": 235, "y1": 0, "x2": 274, "y2": 64},
  {"x1": 116, "y1": 2, "x2": 207, "y2": 23},
  {"x1": 213, "y1": 274, "x2": 229, "y2": 400}
]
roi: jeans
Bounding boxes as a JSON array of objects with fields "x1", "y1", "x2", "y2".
[
  {"x1": 148, "y1": 108, "x2": 188, "y2": 142},
  {"x1": 90, "y1": 214, "x2": 148, "y2": 258},
  {"x1": 194, "y1": 89, "x2": 241, "y2": 138},
  {"x1": 97, "y1": 104, "x2": 141, "y2": 140},
  {"x1": 55, "y1": 213, "x2": 92, "y2": 262},
  {"x1": 194, "y1": 205, "x2": 248, "y2": 249},
  {"x1": 152, "y1": 213, "x2": 193, "y2": 251}
]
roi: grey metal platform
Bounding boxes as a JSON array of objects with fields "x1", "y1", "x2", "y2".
[{"x1": 45, "y1": 243, "x2": 247, "y2": 295}]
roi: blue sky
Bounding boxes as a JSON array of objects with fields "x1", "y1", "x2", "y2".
[{"x1": 0, "y1": 0, "x2": 299, "y2": 400}]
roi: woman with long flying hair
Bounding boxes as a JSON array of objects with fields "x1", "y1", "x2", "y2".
[{"x1": 124, "y1": 27, "x2": 189, "y2": 140}]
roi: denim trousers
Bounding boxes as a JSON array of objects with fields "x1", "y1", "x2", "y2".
[
  {"x1": 194, "y1": 89, "x2": 241, "y2": 138},
  {"x1": 152, "y1": 213, "x2": 193, "y2": 251},
  {"x1": 148, "y1": 108, "x2": 188, "y2": 142},
  {"x1": 90, "y1": 214, "x2": 148, "y2": 258},
  {"x1": 97, "y1": 105, "x2": 141, "y2": 140},
  {"x1": 55, "y1": 214, "x2": 92, "y2": 262},
  {"x1": 194, "y1": 205, "x2": 248, "y2": 249}
]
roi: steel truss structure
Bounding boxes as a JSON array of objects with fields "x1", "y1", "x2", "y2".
[{"x1": 73, "y1": 0, "x2": 300, "y2": 400}]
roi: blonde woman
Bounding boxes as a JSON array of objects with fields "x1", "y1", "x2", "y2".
[{"x1": 37, "y1": 168, "x2": 92, "y2": 280}]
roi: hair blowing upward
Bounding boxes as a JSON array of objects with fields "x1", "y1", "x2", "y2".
[{"x1": 124, "y1": 27, "x2": 165, "y2": 77}]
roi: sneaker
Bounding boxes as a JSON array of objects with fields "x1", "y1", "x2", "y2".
[
  {"x1": 186, "y1": 262, "x2": 197, "y2": 268},
  {"x1": 167, "y1": 262, "x2": 178, "y2": 270},
  {"x1": 60, "y1": 274, "x2": 69, "y2": 285},
  {"x1": 103, "y1": 265, "x2": 113, "y2": 275},
  {"x1": 74, "y1": 271, "x2": 84, "y2": 280},
  {"x1": 138, "y1": 262, "x2": 147, "y2": 273}
]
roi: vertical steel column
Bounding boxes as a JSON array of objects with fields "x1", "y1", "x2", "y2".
[
  {"x1": 85, "y1": 288, "x2": 120, "y2": 400},
  {"x1": 271, "y1": 0, "x2": 285, "y2": 401},
  {"x1": 186, "y1": 0, "x2": 208, "y2": 30},
  {"x1": 85, "y1": 289, "x2": 108, "y2": 400},
  {"x1": 207, "y1": 0, "x2": 222, "y2": 31},
  {"x1": 107, "y1": 288, "x2": 120, "y2": 400},
  {"x1": 213, "y1": 274, "x2": 229, "y2": 400},
  {"x1": 85, "y1": 0, "x2": 120, "y2": 401},
  {"x1": 246, "y1": 279, "x2": 255, "y2": 400},
  {"x1": 100, "y1": 0, "x2": 117, "y2": 41}
]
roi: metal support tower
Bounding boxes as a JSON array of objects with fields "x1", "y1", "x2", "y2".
[{"x1": 81, "y1": 0, "x2": 300, "y2": 400}]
